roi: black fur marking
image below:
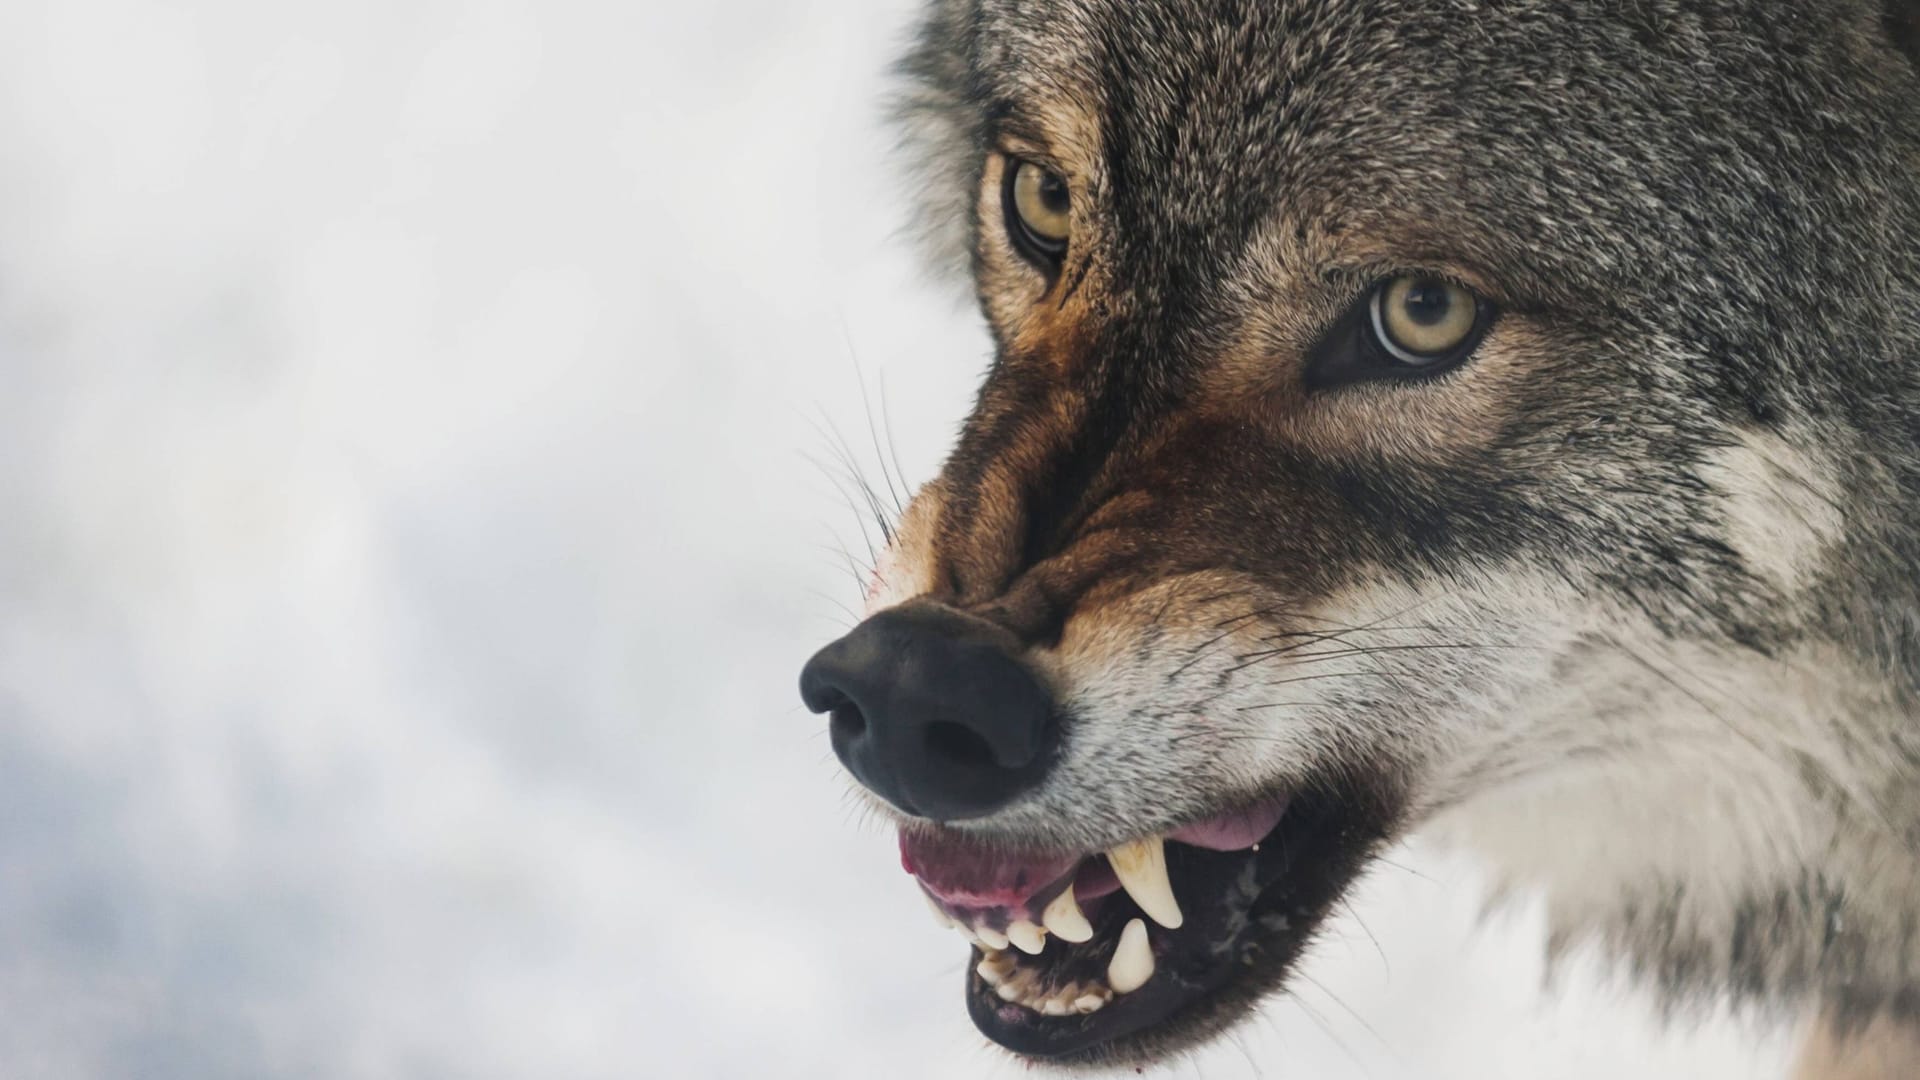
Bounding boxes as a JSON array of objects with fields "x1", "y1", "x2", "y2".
[
  {"x1": 964, "y1": 774, "x2": 1405, "y2": 1063},
  {"x1": 1889, "y1": 0, "x2": 1920, "y2": 67},
  {"x1": 871, "y1": 0, "x2": 1920, "y2": 1063}
]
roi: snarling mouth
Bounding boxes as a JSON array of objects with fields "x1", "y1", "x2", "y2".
[
  {"x1": 904, "y1": 784, "x2": 1397, "y2": 1061},
  {"x1": 800, "y1": 603, "x2": 1405, "y2": 1059}
]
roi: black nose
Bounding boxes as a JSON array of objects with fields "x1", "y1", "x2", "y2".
[{"x1": 798, "y1": 603, "x2": 1055, "y2": 821}]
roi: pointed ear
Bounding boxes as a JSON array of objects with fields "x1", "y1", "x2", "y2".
[{"x1": 1889, "y1": 0, "x2": 1920, "y2": 67}]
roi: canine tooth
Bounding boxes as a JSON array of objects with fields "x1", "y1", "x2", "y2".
[
  {"x1": 1007, "y1": 919, "x2": 1046, "y2": 955},
  {"x1": 1107, "y1": 918, "x2": 1155, "y2": 994},
  {"x1": 1108, "y1": 836, "x2": 1184, "y2": 929},
  {"x1": 1041, "y1": 887, "x2": 1095, "y2": 942},
  {"x1": 974, "y1": 924, "x2": 1010, "y2": 950},
  {"x1": 1074, "y1": 993, "x2": 1107, "y2": 1014}
]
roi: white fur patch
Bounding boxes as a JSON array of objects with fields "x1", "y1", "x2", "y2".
[{"x1": 1702, "y1": 429, "x2": 1844, "y2": 593}]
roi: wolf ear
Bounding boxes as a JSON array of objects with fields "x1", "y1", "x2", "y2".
[{"x1": 1888, "y1": 0, "x2": 1920, "y2": 67}]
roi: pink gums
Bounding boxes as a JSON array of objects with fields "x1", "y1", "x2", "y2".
[{"x1": 900, "y1": 796, "x2": 1289, "y2": 921}]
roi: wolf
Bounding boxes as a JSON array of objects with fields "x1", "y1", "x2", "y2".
[{"x1": 798, "y1": 0, "x2": 1920, "y2": 1073}]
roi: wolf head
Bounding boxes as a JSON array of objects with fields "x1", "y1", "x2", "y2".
[{"x1": 801, "y1": 0, "x2": 1920, "y2": 1064}]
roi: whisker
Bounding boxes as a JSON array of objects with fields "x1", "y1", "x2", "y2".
[
  {"x1": 800, "y1": 440, "x2": 883, "y2": 566},
  {"x1": 1228, "y1": 640, "x2": 1536, "y2": 677},
  {"x1": 842, "y1": 329, "x2": 907, "y2": 517},
  {"x1": 1369, "y1": 853, "x2": 1436, "y2": 884},
  {"x1": 1293, "y1": 969, "x2": 1398, "y2": 1068},
  {"x1": 806, "y1": 588, "x2": 863, "y2": 628},
  {"x1": 828, "y1": 413, "x2": 898, "y2": 546},
  {"x1": 1283, "y1": 990, "x2": 1375, "y2": 1078},
  {"x1": 1336, "y1": 896, "x2": 1390, "y2": 975},
  {"x1": 809, "y1": 408, "x2": 897, "y2": 549},
  {"x1": 1166, "y1": 610, "x2": 1275, "y2": 679},
  {"x1": 877, "y1": 370, "x2": 914, "y2": 512}
]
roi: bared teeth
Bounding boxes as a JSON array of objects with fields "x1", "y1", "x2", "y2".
[
  {"x1": 1107, "y1": 836, "x2": 1184, "y2": 929},
  {"x1": 972, "y1": 949, "x2": 1113, "y2": 1017},
  {"x1": 976, "y1": 950, "x2": 1015, "y2": 987},
  {"x1": 1040, "y1": 886, "x2": 1095, "y2": 942},
  {"x1": 1006, "y1": 919, "x2": 1047, "y2": 955},
  {"x1": 1107, "y1": 917, "x2": 1155, "y2": 994},
  {"x1": 1073, "y1": 992, "x2": 1108, "y2": 1014},
  {"x1": 933, "y1": 834, "x2": 1178, "y2": 1008}
]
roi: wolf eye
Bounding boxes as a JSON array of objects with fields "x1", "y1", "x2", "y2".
[
  {"x1": 1003, "y1": 159, "x2": 1071, "y2": 266},
  {"x1": 1303, "y1": 274, "x2": 1494, "y2": 391},
  {"x1": 1369, "y1": 276, "x2": 1481, "y2": 365}
]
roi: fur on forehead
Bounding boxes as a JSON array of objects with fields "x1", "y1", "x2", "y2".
[{"x1": 896, "y1": 0, "x2": 1920, "y2": 355}]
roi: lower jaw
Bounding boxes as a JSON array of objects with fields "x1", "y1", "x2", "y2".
[
  {"x1": 956, "y1": 782, "x2": 1403, "y2": 1062},
  {"x1": 966, "y1": 941, "x2": 1237, "y2": 1060}
]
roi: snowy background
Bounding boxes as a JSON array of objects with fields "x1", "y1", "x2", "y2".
[{"x1": 0, "y1": 0, "x2": 1800, "y2": 1076}]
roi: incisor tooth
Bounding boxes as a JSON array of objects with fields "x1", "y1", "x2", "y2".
[
  {"x1": 1073, "y1": 993, "x2": 1107, "y2": 1014},
  {"x1": 975, "y1": 925, "x2": 1010, "y2": 950},
  {"x1": 1041, "y1": 887, "x2": 1095, "y2": 942},
  {"x1": 1107, "y1": 836, "x2": 1184, "y2": 929},
  {"x1": 976, "y1": 958, "x2": 1005, "y2": 986},
  {"x1": 1041, "y1": 999, "x2": 1070, "y2": 1016},
  {"x1": 1107, "y1": 918, "x2": 1155, "y2": 994},
  {"x1": 976, "y1": 951, "x2": 1014, "y2": 986},
  {"x1": 1007, "y1": 919, "x2": 1046, "y2": 955}
]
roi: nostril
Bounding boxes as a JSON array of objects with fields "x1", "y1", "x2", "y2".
[
  {"x1": 830, "y1": 703, "x2": 867, "y2": 739},
  {"x1": 800, "y1": 603, "x2": 1057, "y2": 821},
  {"x1": 924, "y1": 720, "x2": 997, "y2": 769}
]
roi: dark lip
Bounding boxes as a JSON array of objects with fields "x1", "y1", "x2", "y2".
[{"x1": 959, "y1": 780, "x2": 1401, "y2": 1062}]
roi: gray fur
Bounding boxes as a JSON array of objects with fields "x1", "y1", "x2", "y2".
[{"x1": 871, "y1": 0, "x2": 1920, "y2": 1062}]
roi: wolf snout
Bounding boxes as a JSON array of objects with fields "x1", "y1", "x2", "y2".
[{"x1": 799, "y1": 603, "x2": 1056, "y2": 822}]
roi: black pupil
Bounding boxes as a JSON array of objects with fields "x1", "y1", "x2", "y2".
[
  {"x1": 1037, "y1": 172, "x2": 1069, "y2": 214},
  {"x1": 1401, "y1": 281, "x2": 1455, "y2": 327}
]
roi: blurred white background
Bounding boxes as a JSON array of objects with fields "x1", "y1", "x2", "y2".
[{"x1": 0, "y1": 0, "x2": 1801, "y2": 1076}]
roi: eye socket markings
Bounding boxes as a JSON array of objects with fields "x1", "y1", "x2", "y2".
[
  {"x1": 1307, "y1": 273, "x2": 1496, "y2": 390},
  {"x1": 987, "y1": 155, "x2": 1492, "y2": 388},
  {"x1": 1001, "y1": 157, "x2": 1071, "y2": 269}
]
